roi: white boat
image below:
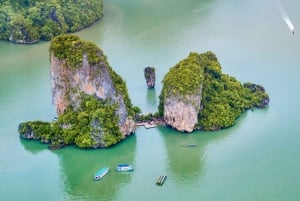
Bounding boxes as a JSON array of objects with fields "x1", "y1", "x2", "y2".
[
  {"x1": 144, "y1": 123, "x2": 156, "y2": 129},
  {"x1": 116, "y1": 164, "x2": 134, "y2": 172},
  {"x1": 94, "y1": 167, "x2": 109, "y2": 180}
]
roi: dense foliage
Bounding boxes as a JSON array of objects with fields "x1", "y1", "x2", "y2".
[
  {"x1": 18, "y1": 121, "x2": 52, "y2": 142},
  {"x1": 50, "y1": 34, "x2": 102, "y2": 68},
  {"x1": 0, "y1": 0, "x2": 103, "y2": 43},
  {"x1": 162, "y1": 53, "x2": 204, "y2": 97},
  {"x1": 159, "y1": 51, "x2": 269, "y2": 131},
  {"x1": 19, "y1": 95, "x2": 125, "y2": 148}
]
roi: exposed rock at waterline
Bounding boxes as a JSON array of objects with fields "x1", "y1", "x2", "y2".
[{"x1": 144, "y1": 67, "x2": 156, "y2": 88}]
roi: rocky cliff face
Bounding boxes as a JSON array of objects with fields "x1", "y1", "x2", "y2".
[
  {"x1": 144, "y1": 67, "x2": 156, "y2": 88},
  {"x1": 164, "y1": 91, "x2": 202, "y2": 132},
  {"x1": 50, "y1": 54, "x2": 127, "y2": 123},
  {"x1": 50, "y1": 35, "x2": 135, "y2": 139},
  {"x1": 159, "y1": 53, "x2": 205, "y2": 132}
]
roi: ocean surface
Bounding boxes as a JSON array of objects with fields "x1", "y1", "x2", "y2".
[{"x1": 1, "y1": 0, "x2": 300, "y2": 200}]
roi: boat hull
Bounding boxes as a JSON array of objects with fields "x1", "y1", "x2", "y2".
[
  {"x1": 94, "y1": 167, "x2": 109, "y2": 180},
  {"x1": 116, "y1": 164, "x2": 134, "y2": 172}
]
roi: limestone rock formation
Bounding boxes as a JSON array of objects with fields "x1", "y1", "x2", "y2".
[
  {"x1": 49, "y1": 34, "x2": 135, "y2": 147},
  {"x1": 18, "y1": 45, "x2": 270, "y2": 148},
  {"x1": 50, "y1": 53, "x2": 127, "y2": 122},
  {"x1": 159, "y1": 51, "x2": 270, "y2": 132},
  {"x1": 164, "y1": 93, "x2": 202, "y2": 132},
  {"x1": 144, "y1": 67, "x2": 156, "y2": 88},
  {"x1": 159, "y1": 53, "x2": 204, "y2": 132},
  {"x1": 18, "y1": 35, "x2": 137, "y2": 148}
]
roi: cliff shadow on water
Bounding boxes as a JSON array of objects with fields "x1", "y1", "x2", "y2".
[
  {"x1": 20, "y1": 138, "x2": 48, "y2": 155},
  {"x1": 145, "y1": 88, "x2": 158, "y2": 110},
  {"x1": 157, "y1": 110, "x2": 252, "y2": 184},
  {"x1": 21, "y1": 134, "x2": 137, "y2": 201},
  {"x1": 54, "y1": 134, "x2": 136, "y2": 200}
]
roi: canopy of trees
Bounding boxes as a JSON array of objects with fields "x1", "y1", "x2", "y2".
[
  {"x1": 19, "y1": 95, "x2": 126, "y2": 148},
  {"x1": 0, "y1": 0, "x2": 103, "y2": 43}
]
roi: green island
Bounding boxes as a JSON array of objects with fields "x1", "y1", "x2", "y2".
[
  {"x1": 0, "y1": 0, "x2": 103, "y2": 43},
  {"x1": 158, "y1": 52, "x2": 269, "y2": 131},
  {"x1": 19, "y1": 35, "x2": 139, "y2": 148},
  {"x1": 18, "y1": 35, "x2": 269, "y2": 149}
]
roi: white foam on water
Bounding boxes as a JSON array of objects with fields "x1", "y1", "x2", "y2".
[{"x1": 276, "y1": 0, "x2": 295, "y2": 33}]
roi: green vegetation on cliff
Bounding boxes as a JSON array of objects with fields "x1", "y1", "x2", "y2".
[
  {"x1": 163, "y1": 53, "x2": 204, "y2": 96},
  {"x1": 158, "y1": 53, "x2": 204, "y2": 114},
  {"x1": 19, "y1": 95, "x2": 124, "y2": 148},
  {"x1": 50, "y1": 34, "x2": 102, "y2": 68},
  {"x1": 198, "y1": 52, "x2": 269, "y2": 130},
  {"x1": 0, "y1": 0, "x2": 103, "y2": 43},
  {"x1": 159, "y1": 51, "x2": 269, "y2": 131}
]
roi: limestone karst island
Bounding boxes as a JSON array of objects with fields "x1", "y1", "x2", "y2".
[
  {"x1": 18, "y1": 35, "x2": 269, "y2": 149},
  {"x1": 0, "y1": 0, "x2": 103, "y2": 44}
]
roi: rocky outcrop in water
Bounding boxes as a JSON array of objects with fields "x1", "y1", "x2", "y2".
[
  {"x1": 18, "y1": 42, "x2": 270, "y2": 148},
  {"x1": 18, "y1": 35, "x2": 136, "y2": 148},
  {"x1": 144, "y1": 67, "x2": 156, "y2": 88},
  {"x1": 159, "y1": 52, "x2": 270, "y2": 132},
  {"x1": 50, "y1": 34, "x2": 135, "y2": 138},
  {"x1": 243, "y1": 83, "x2": 270, "y2": 107}
]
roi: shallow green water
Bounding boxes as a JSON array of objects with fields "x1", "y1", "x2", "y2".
[{"x1": 1, "y1": 0, "x2": 300, "y2": 200}]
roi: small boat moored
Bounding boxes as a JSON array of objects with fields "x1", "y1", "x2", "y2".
[
  {"x1": 94, "y1": 167, "x2": 109, "y2": 180},
  {"x1": 116, "y1": 164, "x2": 134, "y2": 172}
]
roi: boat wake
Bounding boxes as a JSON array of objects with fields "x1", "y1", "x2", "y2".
[{"x1": 276, "y1": 0, "x2": 295, "y2": 34}]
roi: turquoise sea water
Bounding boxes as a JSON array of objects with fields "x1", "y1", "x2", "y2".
[{"x1": 1, "y1": 0, "x2": 300, "y2": 200}]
